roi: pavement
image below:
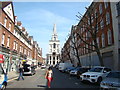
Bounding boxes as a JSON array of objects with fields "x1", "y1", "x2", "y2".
[
  {"x1": 7, "y1": 67, "x2": 40, "y2": 82},
  {"x1": 7, "y1": 71, "x2": 19, "y2": 81}
]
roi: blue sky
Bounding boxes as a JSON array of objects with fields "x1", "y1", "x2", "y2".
[{"x1": 13, "y1": 2, "x2": 91, "y2": 58}]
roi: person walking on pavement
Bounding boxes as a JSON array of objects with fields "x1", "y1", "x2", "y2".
[
  {"x1": 17, "y1": 64, "x2": 24, "y2": 81},
  {"x1": 45, "y1": 67, "x2": 53, "y2": 88}
]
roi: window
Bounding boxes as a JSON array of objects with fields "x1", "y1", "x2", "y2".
[
  {"x1": 102, "y1": 33, "x2": 105, "y2": 47},
  {"x1": 106, "y1": 12, "x2": 110, "y2": 25},
  {"x1": 4, "y1": 18, "x2": 7, "y2": 27},
  {"x1": 24, "y1": 49, "x2": 26, "y2": 54},
  {"x1": 57, "y1": 56, "x2": 59, "y2": 60},
  {"x1": 108, "y1": 29, "x2": 112, "y2": 45},
  {"x1": 99, "y1": 4, "x2": 103, "y2": 14},
  {"x1": 116, "y1": 2, "x2": 120, "y2": 16},
  {"x1": 57, "y1": 49, "x2": 59, "y2": 53},
  {"x1": 118, "y1": 24, "x2": 120, "y2": 40},
  {"x1": 16, "y1": 42, "x2": 18, "y2": 50},
  {"x1": 104, "y1": 68, "x2": 111, "y2": 72},
  {"x1": 104, "y1": 2, "x2": 109, "y2": 9},
  {"x1": 86, "y1": 44, "x2": 88, "y2": 53},
  {"x1": 96, "y1": 24, "x2": 98, "y2": 31},
  {"x1": 92, "y1": 41, "x2": 95, "y2": 50},
  {"x1": 54, "y1": 37, "x2": 56, "y2": 40},
  {"x1": 50, "y1": 56, "x2": 51, "y2": 60},
  {"x1": 88, "y1": 18, "x2": 90, "y2": 25},
  {"x1": 2, "y1": 34, "x2": 5, "y2": 45},
  {"x1": 53, "y1": 43, "x2": 56, "y2": 48},
  {"x1": 94, "y1": 9, "x2": 97, "y2": 18},
  {"x1": 97, "y1": 37, "x2": 99, "y2": 48},
  {"x1": 100, "y1": 18, "x2": 104, "y2": 29},
  {"x1": 13, "y1": 41, "x2": 16, "y2": 50},
  {"x1": 53, "y1": 57, "x2": 55, "y2": 60},
  {"x1": 20, "y1": 46, "x2": 21, "y2": 52},
  {"x1": 8, "y1": 23, "x2": 11, "y2": 31},
  {"x1": 86, "y1": 32, "x2": 88, "y2": 40},
  {"x1": 91, "y1": 15, "x2": 94, "y2": 23},
  {"x1": 7, "y1": 37, "x2": 10, "y2": 47}
]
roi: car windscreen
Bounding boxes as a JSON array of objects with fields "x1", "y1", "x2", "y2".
[
  {"x1": 89, "y1": 68, "x2": 103, "y2": 72},
  {"x1": 107, "y1": 72, "x2": 120, "y2": 78}
]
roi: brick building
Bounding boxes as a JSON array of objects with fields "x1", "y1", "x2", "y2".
[
  {"x1": 0, "y1": 2, "x2": 43, "y2": 73},
  {"x1": 61, "y1": 1, "x2": 120, "y2": 70}
]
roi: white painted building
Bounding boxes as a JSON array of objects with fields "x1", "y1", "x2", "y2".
[{"x1": 46, "y1": 24, "x2": 60, "y2": 66}]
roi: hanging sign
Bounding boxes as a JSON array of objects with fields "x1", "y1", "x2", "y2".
[{"x1": 0, "y1": 54, "x2": 4, "y2": 63}]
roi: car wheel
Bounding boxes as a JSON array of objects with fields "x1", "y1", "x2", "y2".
[
  {"x1": 1, "y1": 83, "x2": 6, "y2": 90},
  {"x1": 97, "y1": 77, "x2": 102, "y2": 84}
]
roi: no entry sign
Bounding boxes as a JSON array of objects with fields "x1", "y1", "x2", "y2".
[{"x1": 0, "y1": 54, "x2": 4, "y2": 63}]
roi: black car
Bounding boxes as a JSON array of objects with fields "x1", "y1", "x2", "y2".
[{"x1": 23, "y1": 64, "x2": 36, "y2": 75}]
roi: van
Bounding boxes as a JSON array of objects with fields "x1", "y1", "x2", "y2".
[{"x1": 58, "y1": 63, "x2": 73, "y2": 71}]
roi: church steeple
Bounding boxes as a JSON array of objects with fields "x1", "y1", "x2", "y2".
[
  {"x1": 52, "y1": 24, "x2": 58, "y2": 41},
  {"x1": 53, "y1": 24, "x2": 57, "y2": 35},
  {"x1": 47, "y1": 24, "x2": 60, "y2": 65}
]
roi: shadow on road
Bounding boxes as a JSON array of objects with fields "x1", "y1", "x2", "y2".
[{"x1": 37, "y1": 85, "x2": 47, "y2": 88}]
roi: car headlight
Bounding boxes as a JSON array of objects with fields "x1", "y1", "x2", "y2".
[{"x1": 91, "y1": 75, "x2": 98, "y2": 77}]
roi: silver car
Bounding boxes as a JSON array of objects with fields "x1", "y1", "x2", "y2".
[{"x1": 100, "y1": 71, "x2": 120, "y2": 90}]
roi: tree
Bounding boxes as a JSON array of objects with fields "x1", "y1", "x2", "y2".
[
  {"x1": 69, "y1": 26, "x2": 82, "y2": 67},
  {"x1": 75, "y1": 2, "x2": 106, "y2": 66}
]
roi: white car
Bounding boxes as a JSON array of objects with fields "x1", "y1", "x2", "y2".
[
  {"x1": 80, "y1": 67, "x2": 111, "y2": 83},
  {"x1": 41, "y1": 64, "x2": 46, "y2": 69}
]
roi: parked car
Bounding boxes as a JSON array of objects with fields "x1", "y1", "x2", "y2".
[
  {"x1": 100, "y1": 71, "x2": 120, "y2": 90},
  {"x1": 65, "y1": 67, "x2": 76, "y2": 74},
  {"x1": 61, "y1": 68, "x2": 68, "y2": 73},
  {"x1": 41, "y1": 64, "x2": 46, "y2": 69},
  {"x1": 23, "y1": 64, "x2": 36, "y2": 75},
  {"x1": 69, "y1": 67, "x2": 81, "y2": 76},
  {"x1": 80, "y1": 66, "x2": 111, "y2": 84},
  {"x1": 54, "y1": 64, "x2": 59, "y2": 69},
  {"x1": 76, "y1": 67, "x2": 91, "y2": 79}
]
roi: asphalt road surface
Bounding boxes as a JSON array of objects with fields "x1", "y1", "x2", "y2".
[{"x1": 7, "y1": 67, "x2": 100, "y2": 89}]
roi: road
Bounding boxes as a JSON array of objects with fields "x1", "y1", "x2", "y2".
[
  {"x1": 7, "y1": 68, "x2": 47, "y2": 88},
  {"x1": 7, "y1": 67, "x2": 100, "y2": 89}
]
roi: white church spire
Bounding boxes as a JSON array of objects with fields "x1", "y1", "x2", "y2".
[
  {"x1": 53, "y1": 24, "x2": 57, "y2": 35},
  {"x1": 46, "y1": 24, "x2": 60, "y2": 66},
  {"x1": 52, "y1": 24, "x2": 58, "y2": 41}
]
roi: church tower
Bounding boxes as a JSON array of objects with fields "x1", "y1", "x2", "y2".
[{"x1": 46, "y1": 24, "x2": 60, "y2": 66}]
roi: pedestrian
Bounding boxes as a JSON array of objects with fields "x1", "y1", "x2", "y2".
[
  {"x1": 45, "y1": 67, "x2": 53, "y2": 88},
  {"x1": 17, "y1": 64, "x2": 24, "y2": 81}
]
